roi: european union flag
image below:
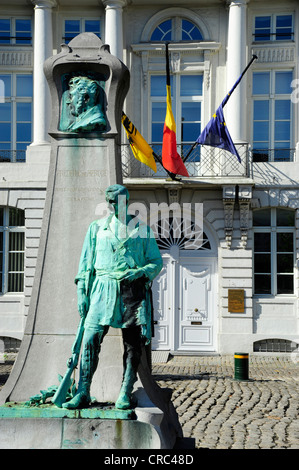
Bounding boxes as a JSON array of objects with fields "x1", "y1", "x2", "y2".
[
  {"x1": 196, "y1": 104, "x2": 241, "y2": 162},
  {"x1": 194, "y1": 55, "x2": 258, "y2": 164}
]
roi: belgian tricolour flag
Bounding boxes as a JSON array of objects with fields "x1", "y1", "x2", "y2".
[{"x1": 162, "y1": 43, "x2": 189, "y2": 177}]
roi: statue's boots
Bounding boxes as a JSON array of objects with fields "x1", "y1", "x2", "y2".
[
  {"x1": 62, "y1": 382, "x2": 91, "y2": 409},
  {"x1": 115, "y1": 361, "x2": 137, "y2": 410},
  {"x1": 62, "y1": 327, "x2": 104, "y2": 410}
]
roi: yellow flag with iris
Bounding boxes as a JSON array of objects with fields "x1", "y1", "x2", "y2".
[{"x1": 122, "y1": 112, "x2": 157, "y2": 173}]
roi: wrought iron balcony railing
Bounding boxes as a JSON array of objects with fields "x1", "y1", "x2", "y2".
[{"x1": 121, "y1": 142, "x2": 250, "y2": 178}]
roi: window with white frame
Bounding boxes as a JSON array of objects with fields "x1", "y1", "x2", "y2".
[
  {"x1": 63, "y1": 19, "x2": 101, "y2": 43},
  {"x1": 0, "y1": 73, "x2": 32, "y2": 162},
  {"x1": 254, "y1": 14, "x2": 294, "y2": 41},
  {"x1": 252, "y1": 70, "x2": 293, "y2": 162},
  {"x1": 0, "y1": 18, "x2": 32, "y2": 45},
  {"x1": 150, "y1": 74, "x2": 203, "y2": 160},
  {"x1": 0, "y1": 207, "x2": 25, "y2": 294},
  {"x1": 151, "y1": 18, "x2": 203, "y2": 41},
  {"x1": 253, "y1": 208, "x2": 295, "y2": 295}
]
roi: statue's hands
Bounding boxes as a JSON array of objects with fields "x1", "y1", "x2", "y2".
[
  {"x1": 124, "y1": 268, "x2": 145, "y2": 282},
  {"x1": 77, "y1": 288, "x2": 89, "y2": 318}
]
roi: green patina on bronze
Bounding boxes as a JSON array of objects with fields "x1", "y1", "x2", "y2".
[
  {"x1": 0, "y1": 402, "x2": 136, "y2": 420},
  {"x1": 22, "y1": 184, "x2": 162, "y2": 413},
  {"x1": 58, "y1": 185, "x2": 162, "y2": 410},
  {"x1": 59, "y1": 73, "x2": 107, "y2": 133}
]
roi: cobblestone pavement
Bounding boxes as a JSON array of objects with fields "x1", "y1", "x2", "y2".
[
  {"x1": 152, "y1": 355, "x2": 299, "y2": 450},
  {"x1": 1, "y1": 354, "x2": 298, "y2": 449}
]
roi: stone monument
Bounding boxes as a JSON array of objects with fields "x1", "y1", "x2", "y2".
[{"x1": 0, "y1": 33, "x2": 183, "y2": 449}]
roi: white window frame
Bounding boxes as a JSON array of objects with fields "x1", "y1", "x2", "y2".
[
  {"x1": 150, "y1": 17, "x2": 203, "y2": 42},
  {"x1": 0, "y1": 17, "x2": 32, "y2": 46},
  {"x1": 253, "y1": 13, "x2": 294, "y2": 42},
  {"x1": 0, "y1": 72, "x2": 33, "y2": 162},
  {"x1": 253, "y1": 208, "x2": 296, "y2": 297},
  {"x1": 0, "y1": 207, "x2": 25, "y2": 295},
  {"x1": 149, "y1": 72, "x2": 204, "y2": 145},
  {"x1": 62, "y1": 17, "x2": 102, "y2": 44},
  {"x1": 252, "y1": 69, "x2": 294, "y2": 161}
]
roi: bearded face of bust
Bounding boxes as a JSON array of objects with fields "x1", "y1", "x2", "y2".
[{"x1": 68, "y1": 77, "x2": 99, "y2": 117}]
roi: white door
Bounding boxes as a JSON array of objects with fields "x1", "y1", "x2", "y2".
[
  {"x1": 152, "y1": 245, "x2": 217, "y2": 352},
  {"x1": 151, "y1": 254, "x2": 172, "y2": 350}
]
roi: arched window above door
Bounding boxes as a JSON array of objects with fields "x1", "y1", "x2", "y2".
[
  {"x1": 140, "y1": 7, "x2": 211, "y2": 43},
  {"x1": 152, "y1": 217, "x2": 211, "y2": 251},
  {"x1": 150, "y1": 18, "x2": 203, "y2": 42}
]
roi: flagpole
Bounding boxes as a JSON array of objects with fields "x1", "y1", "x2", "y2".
[
  {"x1": 221, "y1": 54, "x2": 258, "y2": 108},
  {"x1": 153, "y1": 151, "x2": 181, "y2": 181},
  {"x1": 165, "y1": 42, "x2": 171, "y2": 87},
  {"x1": 182, "y1": 54, "x2": 258, "y2": 163}
]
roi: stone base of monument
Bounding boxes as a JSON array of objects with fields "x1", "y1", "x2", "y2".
[
  {"x1": 0, "y1": 417, "x2": 161, "y2": 449},
  {"x1": 0, "y1": 347, "x2": 184, "y2": 449},
  {"x1": 0, "y1": 399, "x2": 176, "y2": 450},
  {"x1": 0, "y1": 401, "x2": 164, "y2": 449}
]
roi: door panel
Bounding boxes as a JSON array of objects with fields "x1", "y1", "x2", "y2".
[
  {"x1": 178, "y1": 258, "x2": 215, "y2": 351},
  {"x1": 181, "y1": 265, "x2": 211, "y2": 322},
  {"x1": 152, "y1": 253, "x2": 217, "y2": 352},
  {"x1": 151, "y1": 256, "x2": 172, "y2": 350}
]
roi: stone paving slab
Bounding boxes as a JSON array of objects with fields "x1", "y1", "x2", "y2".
[{"x1": 1, "y1": 354, "x2": 299, "y2": 449}]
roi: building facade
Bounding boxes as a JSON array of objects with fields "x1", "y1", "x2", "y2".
[{"x1": 0, "y1": 0, "x2": 298, "y2": 355}]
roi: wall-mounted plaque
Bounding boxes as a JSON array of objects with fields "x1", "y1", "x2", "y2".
[{"x1": 228, "y1": 289, "x2": 245, "y2": 313}]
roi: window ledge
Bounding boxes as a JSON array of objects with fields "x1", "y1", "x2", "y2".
[
  {"x1": 252, "y1": 40, "x2": 294, "y2": 44},
  {"x1": 253, "y1": 295, "x2": 296, "y2": 302},
  {"x1": 0, "y1": 293, "x2": 24, "y2": 300},
  {"x1": 131, "y1": 41, "x2": 221, "y2": 55}
]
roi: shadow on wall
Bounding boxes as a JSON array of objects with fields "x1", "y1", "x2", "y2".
[{"x1": 252, "y1": 161, "x2": 299, "y2": 186}]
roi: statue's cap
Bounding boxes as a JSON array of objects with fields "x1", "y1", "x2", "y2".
[{"x1": 105, "y1": 184, "x2": 129, "y2": 203}]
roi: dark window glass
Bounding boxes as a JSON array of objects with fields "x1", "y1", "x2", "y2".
[
  {"x1": 151, "y1": 20, "x2": 172, "y2": 41},
  {"x1": 276, "y1": 15, "x2": 293, "y2": 41},
  {"x1": 255, "y1": 253, "x2": 271, "y2": 273},
  {"x1": 254, "y1": 232, "x2": 271, "y2": 252},
  {"x1": 181, "y1": 20, "x2": 203, "y2": 40},
  {"x1": 85, "y1": 20, "x2": 100, "y2": 36},
  {"x1": 9, "y1": 207, "x2": 25, "y2": 226},
  {"x1": 253, "y1": 209, "x2": 271, "y2": 226},
  {"x1": 277, "y1": 232, "x2": 293, "y2": 252},
  {"x1": 255, "y1": 16, "x2": 271, "y2": 41},
  {"x1": 0, "y1": 19, "x2": 10, "y2": 44},
  {"x1": 15, "y1": 19, "x2": 31, "y2": 44},
  {"x1": 277, "y1": 209, "x2": 295, "y2": 226},
  {"x1": 277, "y1": 254, "x2": 293, "y2": 273},
  {"x1": 254, "y1": 274, "x2": 271, "y2": 294},
  {"x1": 277, "y1": 275, "x2": 293, "y2": 294}
]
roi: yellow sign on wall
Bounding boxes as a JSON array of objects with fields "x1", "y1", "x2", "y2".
[{"x1": 228, "y1": 289, "x2": 245, "y2": 313}]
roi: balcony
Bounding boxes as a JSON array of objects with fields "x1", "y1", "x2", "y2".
[{"x1": 121, "y1": 143, "x2": 251, "y2": 179}]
